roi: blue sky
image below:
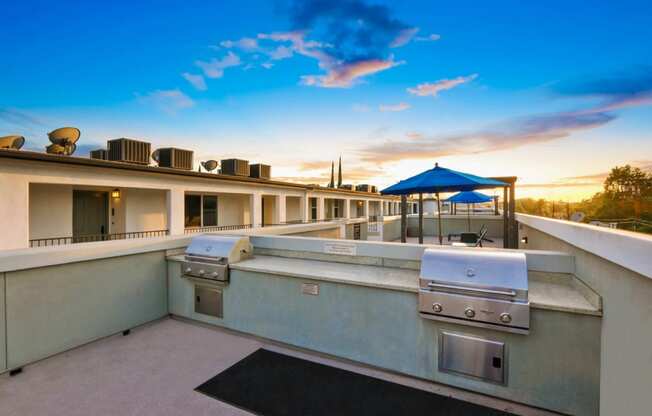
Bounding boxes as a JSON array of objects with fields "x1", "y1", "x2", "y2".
[{"x1": 2, "y1": 0, "x2": 652, "y2": 200}]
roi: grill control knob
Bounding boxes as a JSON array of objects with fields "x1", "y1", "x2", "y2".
[
  {"x1": 184, "y1": 267, "x2": 192, "y2": 273},
  {"x1": 211, "y1": 271, "x2": 219, "y2": 278},
  {"x1": 198, "y1": 269, "x2": 205, "y2": 275},
  {"x1": 432, "y1": 303, "x2": 443, "y2": 313},
  {"x1": 500, "y1": 312, "x2": 512, "y2": 323},
  {"x1": 464, "y1": 308, "x2": 476, "y2": 318}
]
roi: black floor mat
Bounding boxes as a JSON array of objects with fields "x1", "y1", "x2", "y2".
[{"x1": 196, "y1": 349, "x2": 516, "y2": 416}]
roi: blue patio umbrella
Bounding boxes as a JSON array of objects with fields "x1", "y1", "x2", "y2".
[
  {"x1": 381, "y1": 164, "x2": 506, "y2": 244},
  {"x1": 447, "y1": 191, "x2": 493, "y2": 232}
]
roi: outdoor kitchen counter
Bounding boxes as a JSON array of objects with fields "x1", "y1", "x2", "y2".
[{"x1": 204, "y1": 255, "x2": 601, "y2": 316}]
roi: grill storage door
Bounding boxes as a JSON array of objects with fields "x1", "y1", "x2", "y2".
[
  {"x1": 439, "y1": 332, "x2": 506, "y2": 384},
  {"x1": 195, "y1": 285, "x2": 223, "y2": 318}
]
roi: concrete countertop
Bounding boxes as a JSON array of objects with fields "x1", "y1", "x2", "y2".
[{"x1": 169, "y1": 254, "x2": 602, "y2": 316}]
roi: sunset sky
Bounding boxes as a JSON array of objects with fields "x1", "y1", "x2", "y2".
[{"x1": 2, "y1": 0, "x2": 651, "y2": 201}]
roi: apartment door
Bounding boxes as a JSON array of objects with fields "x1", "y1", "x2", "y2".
[{"x1": 73, "y1": 190, "x2": 109, "y2": 239}]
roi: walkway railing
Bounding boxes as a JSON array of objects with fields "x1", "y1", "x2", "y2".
[
  {"x1": 29, "y1": 229, "x2": 170, "y2": 247},
  {"x1": 184, "y1": 224, "x2": 254, "y2": 234}
]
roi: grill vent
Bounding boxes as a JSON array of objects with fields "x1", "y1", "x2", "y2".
[
  {"x1": 107, "y1": 138, "x2": 151, "y2": 165},
  {"x1": 250, "y1": 163, "x2": 271, "y2": 179},
  {"x1": 221, "y1": 159, "x2": 250, "y2": 176}
]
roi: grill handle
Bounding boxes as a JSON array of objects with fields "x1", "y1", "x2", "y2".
[{"x1": 426, "y1": 282, "x2": 517, "y2": 297}]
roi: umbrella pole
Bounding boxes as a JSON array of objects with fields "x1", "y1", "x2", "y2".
[
  {"x1": 467, "y1": 203, "x2": 471, "y2": 232},
  {"x1": 418, "y1": 193, "x2": 423, "y2": 244},
  {"x1": 436, "y1": 192, "x2": 443, "y2": 245}
]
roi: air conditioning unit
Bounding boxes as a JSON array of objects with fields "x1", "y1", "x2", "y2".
[
  {"x1": 339, "y1": 184, "x2": 353, "y2": 190},
  {"x1": 90, "y1": 149, "x2": 107, "y2": 160},
  {"x1": 355, "y1": 184, "x2": 371, "y2": 192},
  {"x1": 250, "y1": 163, "x2": 271, "y2": 179},
  {"x1": 154, "y1": 148, "x2": 194, "y2": 170},
  {"x1": 107, "y1": 138, "x2": 151, "y2": 165},
  {"x1": 221, "y1": 159, "x2": 250, "y2": 176}
]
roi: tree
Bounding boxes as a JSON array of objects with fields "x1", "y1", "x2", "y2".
[{"x1": 603, "y1": 165, "x2": 652, "y2": 200}]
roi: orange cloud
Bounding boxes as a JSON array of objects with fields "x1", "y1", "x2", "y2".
[
  {"x1": 302, "y1": 59, "x2": 402, "y2": 88},
  {"x1": 407, "y1": 74, "x2": 477, "y2": 97}
]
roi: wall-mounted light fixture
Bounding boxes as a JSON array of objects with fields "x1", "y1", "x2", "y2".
[
  {"x1": 111, "y1": 188, "x2": 121, "y2": 199},
  {"x1": 520, "y1": 236, "x2": 528, "y2": 244}
]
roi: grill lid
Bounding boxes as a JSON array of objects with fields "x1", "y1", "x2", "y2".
[
  {"x1": 185, "y1": 235, "x2": 252, "y2": 263},
  {"x1": 420, "y1": 248, "x2": 528, "y2": 296}
]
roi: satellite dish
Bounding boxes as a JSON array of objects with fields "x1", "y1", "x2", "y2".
[
  {"x1": 151, "y1": 149, "x2": 160, "y2": 164},
  {"x1": 46, "y1": 143, "x2": 77, "y2": 155},
  {"x1": 201, "y1": 160, "x2": 218, "y2": 172},
  {"x1": 570, "y1": 212, "x2": 585, "y2": 222},
  {"x1": 47, "y1": 127, "x2": 80, "y2": 155},
  {"x1": 48, "y1": 127, "x2": 80, "y2": 145},
  {"x1": 0, "y1": 135, "x2": 25, "y2": 150}
]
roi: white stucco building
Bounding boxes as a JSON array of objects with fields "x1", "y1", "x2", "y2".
[{"x1": 0, "y1": 149, "x2": 411, "y2": 250}]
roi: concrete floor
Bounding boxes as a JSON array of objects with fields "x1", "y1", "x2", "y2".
[{"x1": 0, "y1": 318, "x2": 559, "y2": 416}]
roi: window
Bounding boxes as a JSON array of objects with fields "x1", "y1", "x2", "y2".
[
  {"x1": 185, "y1": 194, "x2": 218, "y2": 227},
  {"x1": 185, "y1": 195, "x2": 201, "y2": 227},
  {"x1": 334, "y1": 200, "x2": 341, "y2": 218},
  {"x1": 203, "y1": 195, "x2": 218, "y2": 226},
  {"x1": 310, "y1": 198, "x2": 318, "y2": 220}
]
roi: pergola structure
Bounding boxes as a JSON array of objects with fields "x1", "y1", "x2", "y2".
[{"x1": 382, "y1": 165, "x2": 518, "y2": 248}]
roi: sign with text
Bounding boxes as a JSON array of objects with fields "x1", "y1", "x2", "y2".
[{"x1": 323, "y1": 241, "x2": 357, "y2": 256}]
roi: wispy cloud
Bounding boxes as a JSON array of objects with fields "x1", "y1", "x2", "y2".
[
  {"x1": 139, "y1": 89, "x2": 194, "y2": 114},
  {"x1": 407, "y1": 74, "x2": 478, "y2": 97},
  {"x1": 379, "y1": 102, "x2": 410, "y2": 112},
  {"x1": 555, "y1": 66, "x2": 652, "y2": 112},
  {"x1": 415, "y1": 33, "x2": 441, "y2": 42},
  {"x1": 301, "y1": 58, "x2": 403, "y2": 88},
  {"x1": 358, "y1": 110, "x2": 615, "y2": 163},
  {"x1": 195, "y1": 51, "x2": 241, "y2": 79},
  {"x1": 182, "y1": 72, "x2": 207, "y2": 91},
  {"x1": 220, "y1": 37, "x2": 259, "y2": 51}
]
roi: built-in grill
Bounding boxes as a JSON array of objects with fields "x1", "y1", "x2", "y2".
[
  {"x1": 182, "y1": 235, "x2": 252, "y2": 282},
  {"x1": 419, "y1": 248, "x2": 529, "y2": 334}
]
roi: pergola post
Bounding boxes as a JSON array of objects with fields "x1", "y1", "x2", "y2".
[
  {"x1": 509, "y1": 182, "x2": 517, "y2": 248},
  {"x1": 400, "y1": 195, "x2": 407, "y2": 243},
  {"x1": 503, "y1": 186, "x2": 509, "y2": 248},
  {"x1": 418, "y1": 193, "x2": 423, "y2": 244}
]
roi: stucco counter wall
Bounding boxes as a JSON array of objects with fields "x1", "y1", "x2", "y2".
[{"x1": 168, "y1": 258, "x2": 601, "y2": 416}]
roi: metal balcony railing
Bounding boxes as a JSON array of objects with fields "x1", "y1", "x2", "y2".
[
  {"x1": 184, "y1": 224, "x2": 254, "y2": 234},
  {"x1": 29, "y1": 229, "x2": 170, "y2": 247}
]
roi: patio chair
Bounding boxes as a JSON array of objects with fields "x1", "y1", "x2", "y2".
[{"x1": 452, "y1": 225, "x2": 489, "y2": 247}]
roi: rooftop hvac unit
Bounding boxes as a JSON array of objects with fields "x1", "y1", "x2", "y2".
[
  {"x1": 0, "y1": 135, "x2": 25, "y2": 150},
  {"x1": 221, "y1": 159, "x2": 250, "y2": 176},
  {"x1": 250, "y1": 163, "x2": 271, "y2": 179},
  {"x1": 339, "y1": 184, "x2": 353, "y2": 190},
  {"x1": 355, "y1": 184, "x2": 371, "y2": 192},
  {"x1": 90, "y1": 149, "x2": 107, "y2": 160},
  {"x1": 153, "y1": 148, "x2": 194, "y2": 170},
  {"x1": 107, "y1": 138, "x2": 151, "y2": 165}
]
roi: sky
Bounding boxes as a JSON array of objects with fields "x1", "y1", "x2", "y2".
[{"x1": 1, "y1": 0, "x2": 652, "y2": 201}]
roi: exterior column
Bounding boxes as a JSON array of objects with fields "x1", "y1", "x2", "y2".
[
  {"x1": 509, "y1": 183, "x2": 517, "y2": 248},
  {"x1": 363, "y1": 200, "x2": 370, "y2": 218},
  {"x1": 301, "y1": 194, "x2": 310, "y2": 222},
  {"x1": 250, "y1": 192, "x2": 262, "y2": 228},
  {"x1": 277, "y1": 195, "x2": 286, "y2": 224},
  {"x1": 317, "y1": 196, "x2": 325, "y2": 220},
  {"x1": 418, "y1": 193, "x2": 424, "y2": 244},
  {"x1": 166, "y1": 188, "x2": 185, "y2": 236},
  {"x1": 0, "y1": 174, "x2": 29, "y2": 249},
  {"x1": 343, "y1": 198, "x2": 351, "y2": 219}
]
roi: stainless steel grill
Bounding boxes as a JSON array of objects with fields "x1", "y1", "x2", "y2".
[
  {"x1": 419, "y1": 248, "x2": 529, "y2": 334},
  {"x1": 182, "y1": 235, "x2": 252, "y2": 283}
]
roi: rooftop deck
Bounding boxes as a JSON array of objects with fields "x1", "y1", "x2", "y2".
[{"x1": 0, "y1": 318, "x2": 559, "y2": 416}]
